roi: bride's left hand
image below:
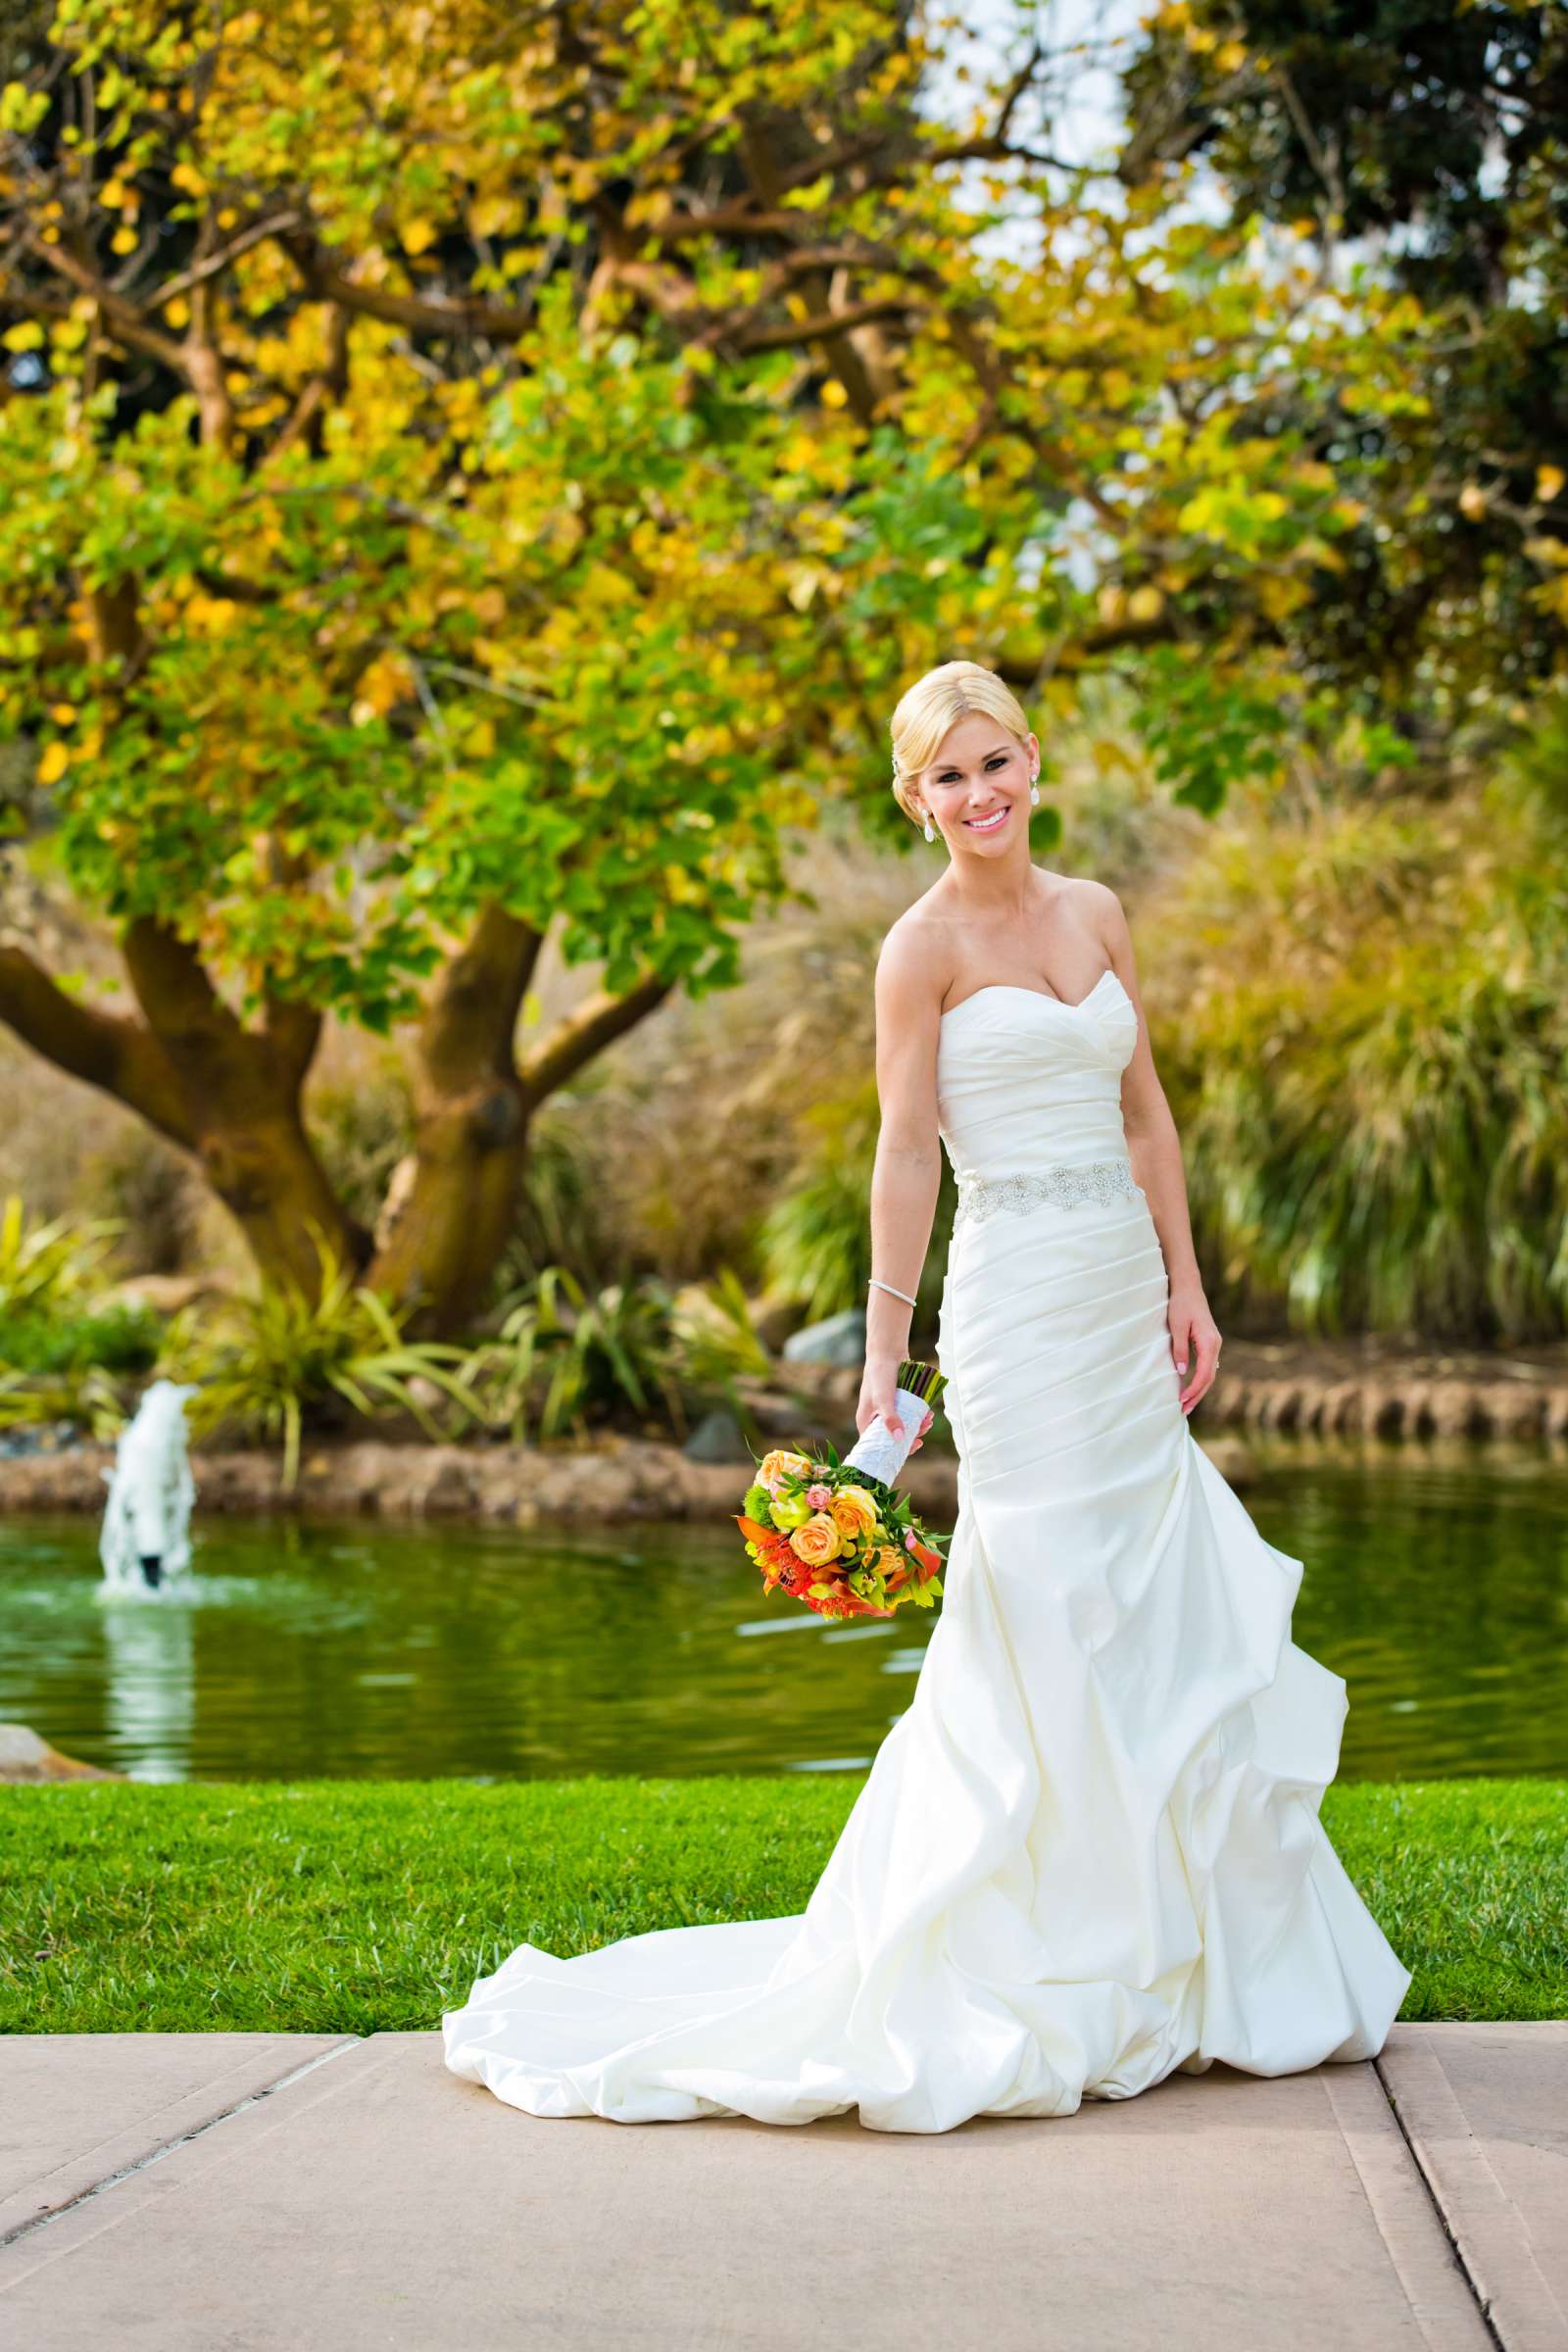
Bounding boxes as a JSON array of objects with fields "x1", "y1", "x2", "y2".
[{"x1": 1169, "y1": 1284, "x2": 1222, "y2": 1415}]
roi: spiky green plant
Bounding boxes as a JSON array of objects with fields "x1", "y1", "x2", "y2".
[
  {"x1": 0, "y1": 1200, "x2": 157, "y2": 1434},
  {"x1": 0, "y1": 1362, "x2": 131, "y2": 1440},
  {"x1": 0, "y1": 1195, "x2": 125, "y2": 1317},
  {"x1": 465, "y1": 1265, "x2": 686, "y2": 1443},
  {"x1": 668, "y1": 1269, "x2": 774, "y2": 1391},
  {"x1": 158, "y1": 1228, "x2": 478, "y2": 1489}
]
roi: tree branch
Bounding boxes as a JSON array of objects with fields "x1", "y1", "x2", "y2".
[
  {"x1": 261, "y1": 995, "x2": 322, "y2": 1093},
  {"x1": 419, "y1": 904, "x2": 545, "y2": 1095},
  {"x1": 282, "y1": 231, "x2": 537, "y2": 342},
  {"x1": 267, "y1": 300, "x2": 350, "y2": 466},
  {"x1": 149, "y1": 210, "x2": 305, "y2": 314},
  {"x1": 83, "y1": 573, "x2": 146, "y2": 671},
  {"x1": 192, "y1": 565, "x2": 273, "y2": 606},
  {"x1": 0, "y1": 942, "x2": 193, "y2": 1143},
  {"x1": 729, "y1": 296, "x2": 913, "y2": 355},
  {"x1": 20, "y1": 232, "x2": 188, "y2": 372},
  {"x1": 734, "y1": 121, "x2": 880, "y2": 423},
  {"x1": 517, "y1": 972, "x2": 673, "y2": 1107},
  {"x1": 183, "y1": 278, "x2": 233, "y2": 447}
]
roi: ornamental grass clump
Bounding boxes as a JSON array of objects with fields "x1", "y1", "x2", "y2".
[
  {"x1": 158, "y1": 1228, "x2": 476, "y2": 1489},
  {"x1": 459, "y1": 1265, "x2": 688, "y2": 1444},
  {"x1": 0, "y1": 1194, "x2": 124, "y2": 1317},
  {"x1": 1153, "y1": 756, "x2": 1568, "y2": 1342},
  {"x1": 0, "y1": 1196, "x2": 161, "y2": 1436}
]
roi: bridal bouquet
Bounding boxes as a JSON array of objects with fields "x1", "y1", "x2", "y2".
[{"x1": 735, "y1": 1360, "x2": 948, "y2": 1622}]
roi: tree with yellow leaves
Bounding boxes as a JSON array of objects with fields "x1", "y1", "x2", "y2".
[{"x1": 0, "y1": 1, "x2": 1424, "y2": 1326}]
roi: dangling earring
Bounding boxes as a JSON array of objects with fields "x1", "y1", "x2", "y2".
[
  {"x1": 1029, "y1": 775, "x2": 1040, "y2": 807},
  {"x1": 923, "y1": 814, "x2": 936, "y2": 844}
]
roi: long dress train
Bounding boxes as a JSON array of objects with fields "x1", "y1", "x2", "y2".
[{"x1": 441, "y1": 971, "x2": 1409, "y2": 2132}]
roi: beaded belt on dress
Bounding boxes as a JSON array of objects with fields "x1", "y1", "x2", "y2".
[{"x1": 953, "y1": 1155, "x2": 1143, "y2": 1231}]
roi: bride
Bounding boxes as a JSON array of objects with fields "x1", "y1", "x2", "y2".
[{"x1": 442, "y1": 659, "x2": 1410, "y2": 2132}]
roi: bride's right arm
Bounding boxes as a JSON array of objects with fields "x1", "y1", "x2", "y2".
[{"x1": 857, "y1": 932, "x2": 943, "y2": 1442}]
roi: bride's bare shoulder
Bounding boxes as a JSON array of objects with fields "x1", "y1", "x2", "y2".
[
  {"x1": 1038, "y1": 870, "x2": 1129, "y2": 951},
  {"x1": 1034, "y1": 866, "x2": 1114, "y2": 909},
  {"x1": 876, "y1": 897, "x2": 954, "y2": 1013}
]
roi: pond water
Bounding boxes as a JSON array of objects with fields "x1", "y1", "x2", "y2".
[{"x1": 3, "y1": 1446, "x2": 1565, "y2": 1784}]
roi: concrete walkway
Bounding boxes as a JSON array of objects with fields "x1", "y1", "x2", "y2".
[{"x1": 1, "y1": 2025, "x2": 1562, "y2": 2350}]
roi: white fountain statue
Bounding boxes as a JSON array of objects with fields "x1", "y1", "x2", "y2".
[{"x1": 99, "y1": 1378, "x2": 199, "y2": 1596}]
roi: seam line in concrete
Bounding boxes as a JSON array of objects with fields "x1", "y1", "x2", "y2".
[
  {"x1": 0, "y1": 2035, "x2": 364, "y2": 2254},
  {"x1": 1322, "y1": 2060, "x2": 1496, "y2": 2351},
  {"x1": 1373, "y1": 2052, "x2": 1507, "y2": 2352},
  {"x1": 1379, "y1": 2038, "x2": 1568, "y2": 2352}
]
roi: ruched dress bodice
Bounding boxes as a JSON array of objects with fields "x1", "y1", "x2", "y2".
[{"x1": 936, "y1": 970, "x2": 1137, "y2": 1184}]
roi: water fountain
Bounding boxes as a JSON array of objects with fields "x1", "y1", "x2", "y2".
[{"x1": 99, "y1": 1378, "x2": 199, "y2": 1595}]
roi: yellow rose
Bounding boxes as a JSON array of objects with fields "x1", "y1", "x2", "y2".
[
  {"x1": 788, "y1": 1512, "x2": 843, "y2": 1568},
  {"x1": 830, "y1": 1487, "x2": 880, "y2": 1543},
  {"x1": 759, "y1": 1448, "x2": 811, "y2": 1494}
]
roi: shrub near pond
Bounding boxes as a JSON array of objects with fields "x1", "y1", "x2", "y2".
[
  {"x1": 0, "y1": 1299, "x2": 160, "y2": 1378},
  {"x1": 0, "y1": 1197, "x2": 167, "y2": 1438},
  {"x1": 159, "y1": 1239, "x2": 482, "y2": 1489},
  {"x1": 1152, "y1": 736, "x2": 1568, "y2": 1344},
  {"x1": 455, "y1": 1264, "x2": 770, "y2": 1446},
  {"x1": 157, "y1": 1255, "x2": 769, "y2": 1478},
  {"x1": 0, "y1": 1194, "x2": 123, "y2": 1316},
  {"x1": 0, "y1": 1182, "x2": 778, "y2": 1479}
]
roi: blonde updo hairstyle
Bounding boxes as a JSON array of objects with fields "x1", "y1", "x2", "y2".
[{"x1": 889, "y1": 661, "x2": 1033, "y2": 829}]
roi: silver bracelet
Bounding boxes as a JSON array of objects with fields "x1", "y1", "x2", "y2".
[{"x1": 867, "y1": 1277, "x2": 918, "y2": 1309}]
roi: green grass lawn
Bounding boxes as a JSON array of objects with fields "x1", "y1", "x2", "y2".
[{"x1": 2, "y1": 1776, "x2": 1563, "y2": 2034}]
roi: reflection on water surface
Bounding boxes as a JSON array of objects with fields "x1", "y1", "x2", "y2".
[{"x1": 2, "y1": 1444, "x2": 1563, "y2": 1783}]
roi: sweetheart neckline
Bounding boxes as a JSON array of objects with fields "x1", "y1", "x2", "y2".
[{"x1": 940, "y1": 969, "x2": 1125, "y2": 1022}]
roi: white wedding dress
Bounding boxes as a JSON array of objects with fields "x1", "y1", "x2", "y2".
[{"x1": 442, "y1": 970, "x2": 1409, "y2": 2132}]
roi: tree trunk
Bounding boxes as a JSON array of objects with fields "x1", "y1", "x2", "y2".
[
  {"x1": 368, "y1": 1090, "x2": 533, "y2": 1333},
  {"x1": 116, "y1": 919, "x2": 368, "y2": 1292},
  {"x1": 366, "y1": 906, "x2": 541, "y2": 1331},
  {"x1": 1, "y1": 901, "x2": 673, "y2": 1330},
  {"x1": 366, "y1": 909, "x2": 674, "y2": 1334},
  {"x1": 0, "y1": 916, "x2": 366, "y2": 1298},
  {"x1": 193, "y1": 1100, "x2": 367, "y2": 1294}
]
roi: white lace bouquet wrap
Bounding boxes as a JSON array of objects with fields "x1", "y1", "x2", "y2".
[{"x1": 845, "y1": 1361, "x2": 946, "y2": 1486}]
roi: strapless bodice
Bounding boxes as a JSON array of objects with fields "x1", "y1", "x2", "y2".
[{"x1": 936, "y1": 970, "x2": 1139, "y2": 1185}]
